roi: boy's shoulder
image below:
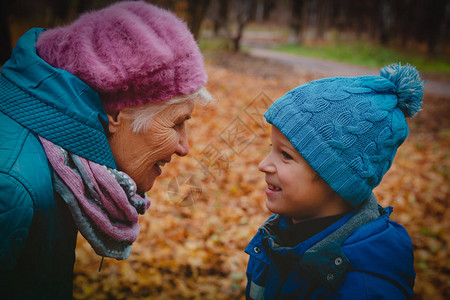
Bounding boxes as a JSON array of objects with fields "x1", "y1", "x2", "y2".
[
  {"x1": 343, "y1": 205, "x2": 408, "y2": 246},
  {"x1": 336, "y1": 208, "x2": 415, "y2": 298},
  {"x1": 342, "y1": 203, "x2": 414, "y2": 262},
  {"x1": 341, "y1": 205, "x2": 415, "y2": 281},
  {"x1": 246, "y1": 195, "x2": 415, "y2": 298}
]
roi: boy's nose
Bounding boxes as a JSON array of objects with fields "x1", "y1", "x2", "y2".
[{"x1": 258, "y1": 155, "x2": 275, "y2": 173}]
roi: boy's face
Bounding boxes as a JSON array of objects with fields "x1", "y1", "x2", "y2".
[{"x1": 258, "y1": 125, "x2": 351, "y2": 223}]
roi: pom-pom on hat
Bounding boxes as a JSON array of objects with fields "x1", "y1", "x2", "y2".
[
  {"x1": 36, "y1": 1, "x2": 207, "y2": 112},
  {"x1": 264, "y1": 63, "x2": 424, "y2": 207}
]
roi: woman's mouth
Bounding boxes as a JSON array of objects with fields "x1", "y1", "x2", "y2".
[
  {"x1": 153, "y1": 159, "x2": 170, "y2": 176},
  {"x1": 156, "y1": 161, "x2": 167, "y2": 167}
]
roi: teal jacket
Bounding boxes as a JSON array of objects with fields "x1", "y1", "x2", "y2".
[{"x1": 0, "y1": 28, "x2": 115, "y2": 299}]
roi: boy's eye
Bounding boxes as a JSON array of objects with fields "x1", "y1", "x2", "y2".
[{"x1": 281, "y1": 151, "x2": 293, "y2": 160}]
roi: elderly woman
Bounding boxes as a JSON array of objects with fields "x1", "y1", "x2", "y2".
[{"x1": 0, "y1": 1, "x2": 212, "y2": 299}]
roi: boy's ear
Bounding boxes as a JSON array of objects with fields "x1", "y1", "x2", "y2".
[{"x1": 106, "y1": 110, "x2": 124, "y2": 133}]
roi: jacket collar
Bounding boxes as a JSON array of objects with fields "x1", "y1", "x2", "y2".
[
  {"x1": 254, "y1": 194, "x2": 382, "y2": 291},
  {"x1": 0, "y1": 28, "x2": 116, "y2": 168},
  {"x1": 297, "y1": 194, "x2": 381, "y2": 290}
]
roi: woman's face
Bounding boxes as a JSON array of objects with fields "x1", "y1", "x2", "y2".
[{"x1": 108, "y1": 100, "x2": 194, "y2": 194}]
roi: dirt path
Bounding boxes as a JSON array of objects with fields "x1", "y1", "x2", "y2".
[{"x1": 249, "y1": 48, "x2": 450, "y2": 98}]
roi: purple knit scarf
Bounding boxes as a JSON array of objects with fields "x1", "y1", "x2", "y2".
[{"x1": 39, "y1": 136, "x2": 150, "y2": 260}]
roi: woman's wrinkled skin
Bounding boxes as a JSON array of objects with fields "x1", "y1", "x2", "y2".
[{"x1": 107, "y1": 100, "x2": 194, "y2": 194}]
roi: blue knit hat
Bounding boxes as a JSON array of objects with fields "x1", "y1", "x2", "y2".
[{"x1": 264, "y1": 63, "x2": 424, "y2": 207}]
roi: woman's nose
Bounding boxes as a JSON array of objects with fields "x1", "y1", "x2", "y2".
[{"x1": 175, "y1": 131, "x2": 189, "y2": 157}]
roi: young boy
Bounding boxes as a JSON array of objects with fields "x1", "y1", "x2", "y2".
[{"x1": 245, "y1": 63, "x2": 422, "y2": 299}]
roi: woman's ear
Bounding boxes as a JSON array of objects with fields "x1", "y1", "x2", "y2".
[{"x1": 107, "y1": 110, "x2": 123, "y2": 133}]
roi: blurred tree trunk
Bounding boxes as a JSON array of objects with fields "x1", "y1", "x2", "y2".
[
  {"x1": 214, "y1": 0, "x2": 255, "y2": 52},
  {"x1": 379, "y1": 0, "x2": 392, "y2": 45},
  {"x1": 390, "y1": 0, "x2": 409, "y2": 48},
  {"x1": 353, "y1": 1, "x2": 365, "y2": 39},
  {"x1": 367, "y1": 1, "x2": 379, "y2": 41},
  {"x1": 187, "y1": 0, "x2": 211, "y2": 40},
  {"x1": 255, "y1": 0, "x2": 264, "y2": 22},
  {"x1": 0, "y1": 0, "x2": 11, "y2": 64},
  {"x1": 289, "y1": 0, "x2": 305, "y2": 44},
  {"x1": 307, "y1": 0, "x2": 318, "y2": 39},
  {"x1": 231, "y1": 0, "x2": 255, "y2": 52},
  {"x1": 77, "y1": 0, "x2": 91, "y2": 14},
  {"x1": 213, "y1": 0, "x2": 228, "y2": 36},
  {"x1": 46, "y1": 0, "x2": 71, "y2": 27},
  {"x1": 316, "y1": 0, "x2": 332, "y2": 40},
  {"x1": 425, "y1": 0, "x2": 449, "y2": 56},
  {"x1": 336, "y1": 2, "x2": 346, "y2": 34},
  {"x1": 434, "y1": 0, "x2": 450, "y2": 55}
]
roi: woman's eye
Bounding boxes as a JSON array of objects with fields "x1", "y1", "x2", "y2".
[
  {"x1": 174, "y1": 121, "x2": 184, "y2": 129},
  {"x1": 281, "y1": 151, "x2": 293, "y2": 160}
]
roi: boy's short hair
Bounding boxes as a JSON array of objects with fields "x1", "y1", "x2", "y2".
[{"x1": 265, "y1": 63, "x2": 424, "y2": 207}]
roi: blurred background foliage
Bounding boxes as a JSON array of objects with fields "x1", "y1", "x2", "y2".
[
  {"x1": 1, "y1": 0, "x2": 449, "y2": 299},
  {"x1": 2, "y1": 0, "x2": 450, "y2": 73}
]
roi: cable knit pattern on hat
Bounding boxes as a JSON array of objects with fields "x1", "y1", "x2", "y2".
[
  {"x1": 36, "y1": 1, "x2": 207, "y2": 111},
  {"x1": 265, "y1": 63, "x2": 424, "y2": 207}
]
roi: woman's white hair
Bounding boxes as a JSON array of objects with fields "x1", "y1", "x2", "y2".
[{"x1": 123, "y1": 87, "x2": 214, "y2": 133}]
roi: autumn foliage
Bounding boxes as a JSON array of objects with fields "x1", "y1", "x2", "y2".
[{"x1": 73, "y1": 52, "x2": 449, "y2": 299}]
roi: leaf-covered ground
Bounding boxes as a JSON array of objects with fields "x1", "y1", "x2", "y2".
[{"x1": 73, "y1": 52, "x2": 449, "y2": 299}]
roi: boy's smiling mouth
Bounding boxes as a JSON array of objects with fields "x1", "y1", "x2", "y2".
[{"x1": 267, "y1": 182, "x2": 282, "y2": 191}]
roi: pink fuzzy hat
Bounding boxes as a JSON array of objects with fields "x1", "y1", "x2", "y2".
[{"x1": 36, "y1": 1, "x2": 207, "y2": 111}]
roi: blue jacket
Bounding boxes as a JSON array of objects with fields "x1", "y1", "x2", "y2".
[
  {"x1": 0, "y1": 28, "x2": 115, "y2": 299},
  {"x1": 245, "y1": 194, "x2": 415, "y2": 299}
]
